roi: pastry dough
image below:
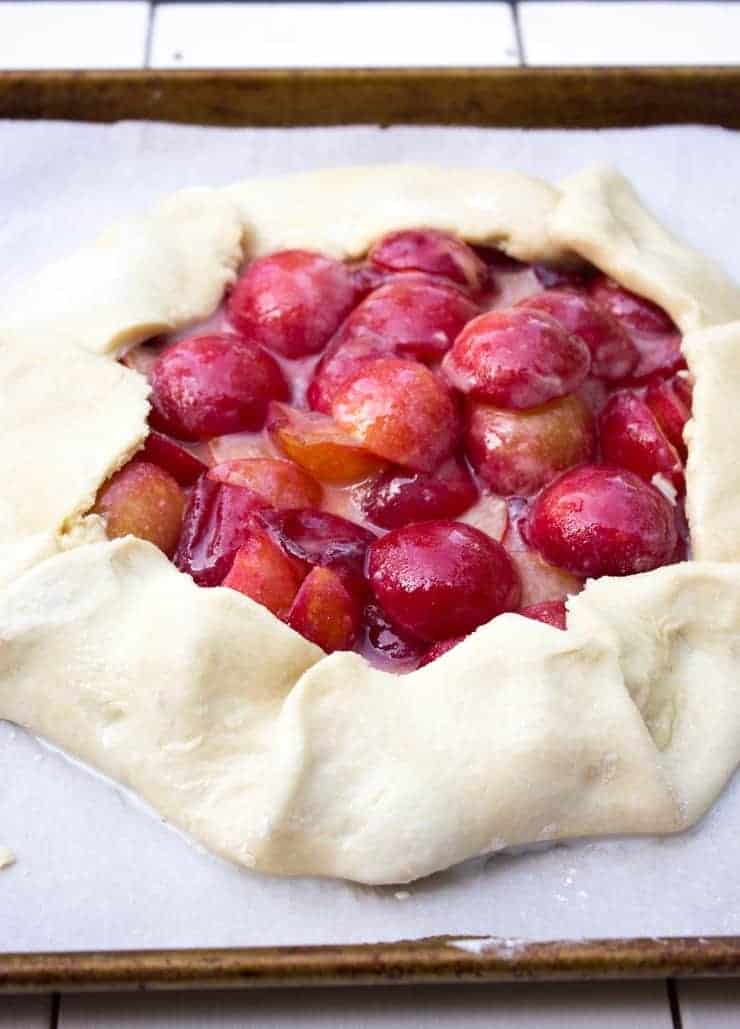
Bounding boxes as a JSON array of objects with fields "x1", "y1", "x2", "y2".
[{"x1": 2, "y1": 164, "x2": 740, "y2": 884}]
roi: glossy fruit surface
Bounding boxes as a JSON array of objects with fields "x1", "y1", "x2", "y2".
[
  {"x1": 138, "y1": 431, "x2": 207, "y2": 486},
  {"x1": 339, "y1": 272, "x2": 479, "y2": 362},
  {"x1": 645, "y1": 375, "x2": 692, "y2": 460},
  {"x1": 308, "y1": 274, "x2": 477, "y2": 412},
  {"x1": 333, "y1": 357, "x2": 459, "y2": 472},
  {"x1": 465, "y1": 394, "x2": 595, "y2": 496},
  {"x1": 307, "y1": 332, "x2": 394, "y2": 415},
  {"x1": 227, "y1": 249, "x2": 357, "y2": 358},
  {"x1": 94, "y1": 460, "x2": 185, "y2": 557},
  {"x1": 368, "y1": 520, "x2": 520, "y2": 642},
  {"x1": 520, "y1": 600, "x2": 567, "y2": 630},
  {"x1": 599, "y1": 391, "x2": 684, "y2": 491},
  {"x1": 287, "y1": 566, "x2": 361, "y2": 652},
  {"x1": 223, "y1": 532, "x2": 304, "y2": 618},
  {"x1": 518, "y1": 289, "x2": 637, "y2": 381},
  {"x1": 150, "y1": 334, "x2": 289, "y2": 440},
  {"x1": 368, "y1": 229, "x2": 488, "y2": 294},
  {"x1": 589, "y1": 276, "x2": 675, "y2": 334},
  {"x1": 208, "y1": 457, "x2": 322, "y2": 509},
  {"x1": 267, "y1": 402, "x2": 387, "y2": 485},
  {"x1": 528, "y1": 465, "x2": 678, "y2": 577},
  {"x1": 363, "y1": 603, "x2": 426, "y2": 665},
  {"x1": 174, "y1": 475, "x2": 264, "y2": 586},
  {"x1": 259, "y1": 507, "x2": 375, "y2": 586},
  {"x1": 357, "y1": 455, "x2": 478, "y2": 529},
  {"x1": 443, "y1": 308, "x2": 591, "y2": 409},
  {"x1": 117, "y1": 229, "x2": 692, "y2": 673},
  {"x1": 589, "y1": 276, "x2": 684, "y2": 381}
]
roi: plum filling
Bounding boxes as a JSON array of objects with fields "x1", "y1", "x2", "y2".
[{"x1": 101, "y1": 227, "x2": 691, "y2": 668}]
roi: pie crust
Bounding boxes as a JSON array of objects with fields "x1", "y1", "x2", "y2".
[{"x1": 2, "y1": 163, "x2": 740, "y2": 884}]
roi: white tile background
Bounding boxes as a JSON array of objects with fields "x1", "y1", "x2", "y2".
[
  {"x1": 0, "y1": 2, "x2": 149, "y2": 68},
  {"x1": 150, "y1": 2, "x2": 520, "y2": 67},
  {"x1": 520, "y1": 1, "x2": 740, "y2": 65},
  {"x1": 1, "y1": 0, "x2": 740, "y2": 68},
  {"x1": 1, "y1": 0, "x2": 739, "y2": 1024}
]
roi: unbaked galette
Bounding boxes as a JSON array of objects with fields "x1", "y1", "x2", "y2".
[{"x1": 2, "y1": 164, "x2": 740, "y2": 883}]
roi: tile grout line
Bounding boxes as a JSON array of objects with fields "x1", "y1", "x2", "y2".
[
  {"x1": 511, "y1": 0, "x2": 527, "y2": 66},
  {"x1": 144, "y1": 0, "x2": 156, "y2": 69},
  {"x1": 667, "y1": 979, "x2": 684, "y2": 1029}
]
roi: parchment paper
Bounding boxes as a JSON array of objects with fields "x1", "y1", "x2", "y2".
[{"x1": 1, "y1": 122, "x2": 739, "y2": 952}]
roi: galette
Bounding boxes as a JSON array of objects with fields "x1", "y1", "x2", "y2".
[{"x1": 2, "y1": 164, "x2": 740, "y2": 883}]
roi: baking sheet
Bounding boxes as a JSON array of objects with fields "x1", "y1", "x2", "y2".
[{"x1": 1, "y1": 121, "x2": 739, "y2": 952}]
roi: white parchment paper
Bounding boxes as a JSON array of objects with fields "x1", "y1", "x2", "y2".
[{"x1": 1, "y1": 122, "x2": 739, "y2": 952}]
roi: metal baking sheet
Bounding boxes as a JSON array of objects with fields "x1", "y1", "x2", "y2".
[
  {"x1": 1, "y1": 71, "x2": 740, "y2": 988},
  {"x1": 1, "y1": 67, "x2": 740, "y2": 129}
]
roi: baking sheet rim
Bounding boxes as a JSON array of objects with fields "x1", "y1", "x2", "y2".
[
  {"x1": 3, "y1": 66, "x2": 740, "y2": 986},
  {"x1": 2, "y1": 935, "x2": 740, "y2": 992}
]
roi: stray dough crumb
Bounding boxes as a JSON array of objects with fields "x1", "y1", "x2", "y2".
[
  {"x1": 394, "y1": 890, "x2": 410, "y2": 901},
  {"x1": 0, "y1": 847, "x2": 15, "y2": 870}
]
